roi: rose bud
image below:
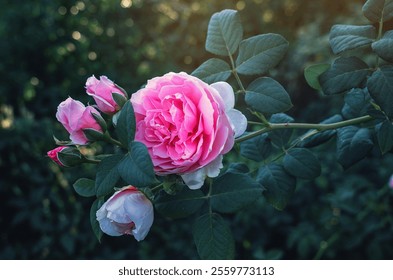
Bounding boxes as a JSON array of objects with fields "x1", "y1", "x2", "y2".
[
  {"x1": 56, "y1": 97, "x2": 103, "y2": 145},
  {"x1": 86, "y1": 75, "x2": 127, "y2": 114},
  {"x1": 131, "y1": 72, "x2": 247, "y2": 189},
  {"x1": 96, "y1": 186, "x2": 154, "y2": 241},
  {"x1": 47, "y1": 146, "x2": 83, "y2": 167}
]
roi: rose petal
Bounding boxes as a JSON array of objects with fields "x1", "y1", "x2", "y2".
[
  {"x1": 226, "y1": 109, "x2": 248, "y2": 138},
  {"x1": 181, "y1": 169, "x2": 206, "y2": 190},
  {"x1": 211, "y1": 81, "x2": 235, "y2": 111}
]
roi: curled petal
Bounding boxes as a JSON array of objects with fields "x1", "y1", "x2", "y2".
[
  {"x1": 181, "y1": 155, "x2": 224, "y2": 190},
  {"x1": 226, "y1": 109, "x2": 248, "y2": 138},
  {"x1": 211, "y1": 81, "x2": 235, "y2": 111}
]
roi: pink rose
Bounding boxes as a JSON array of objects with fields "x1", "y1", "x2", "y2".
[
  {"x1": 389, "y1": 175, "x2": 393, "y2": 189},
  {"x1": 47, "y1": 146, "x2": 67, "y2": 166},
  {"x1": 86, "y1": 75, "x2": 127, "y2": 114},
  {"x1": 56, "y1": 97, "x2": 103, "y2": 145},
  {"x1": 96, "y1": 186, "x2": 154, "y2": 241},
  {"x1": 131, "y1": 72, "x2": 247, "y2": 189}
]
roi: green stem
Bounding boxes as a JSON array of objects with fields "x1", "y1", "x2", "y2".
[
  {"x1": 228, "y1": 50, "x2": 246, "y2": 94},
  {"x1": 84, "y1": 157, "x2": 101, "y2": 164},
  {"x1": 313, "y1": 232, "x2": 341, "y2": 260},
  {"x1": 375, "y1": 17, "x2": 384, "y2": 68},
  {"x1": 150, "y1": 183, "x2": 164, "y2": 193},
  {"x1": 236, "y1": 115, "x2": 374, "y2": 143},
  {"x1": 103, "y1": 132, "x2": 127, "y2": 149}
]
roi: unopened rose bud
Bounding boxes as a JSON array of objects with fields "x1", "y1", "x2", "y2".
[
  {"x1": 86, "y1": 75, "x2": 128, "y2": 114},
  {"x1": 56, "y1": 97, "x2": 103, "y2": 145},
  {"x1": 47, "y1": 146, "x2": 83, "y2": 167}
]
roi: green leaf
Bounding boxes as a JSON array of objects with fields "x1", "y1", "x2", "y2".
[
  {"x1": 211, "y1": 172, "x2": 262, "y2": 213},
  {"x1": 90, "y1": 199, "x2": 104, "y2": 242},
  {"x1": 336, "y1": 126, "x2": 374, "y2": 169},
  {"x1": 376, "y1": 120, "x2": 393, "y2": 154},
  {"x1": 329, "y1": 24, "x2": 376, "y2": 54},
  {"x1": 240, "y1": 133, "x2": 273, "y2": 162},
  {"x1": 112, "y1": 92, "x2": 127, "y2": 108},
  {"x1": 191, "y1": 58, "x2": 231, "y2": 84},
  {"x1": 205, "y1": 9, "x2": 243, "y2": 56},
  {"x1": 82, "y1": 128, "x2": 105, "y2": 141},
  {"x1": 268, "y1": 113, "x2": 294, "y2": 148},
  {"x1": 342, "y1": 88, "x2": 372, "y2": 119},
  {"x1": 367, "y1": 66, "x2": 393, "y2": 119},
  {"x1": 226, "y1": 163, "x2": 250, "y2": 174},
  {"x1": 115, "y1": 101, "x2": 136, "y2": 148},
  {"x1": 73, "y1": 178, "x2": 95, "y2": 197},
  {"x1": 319, "y1": 56, "x2": 371, "y2": 95},
  {"x1": 304, "y1": 63, "x2": 330, "y2": 90},
  {"x1": 117, "y1": 141, "x2": 157, "y2": 188},
  {"x1": 95, "y1": 154, "x2": 123, "y2": 197},
  {"x1": 155, "y1": 187, "x2": 206, "y2": 219},
  {"x1": 283, "y1": 148, "x2": 321, "y2": 180},
  {"x1": 236, "y1": 34, "x2": 289, "y2": 75},
  {"x1": 245, "y1": 77, "x2": 292, "y2": 114},
  {"x1": 362, "y1": 0, "x2": 393, "y2": 22},
  {"x1": 193, "y1": 213, "x2": 235, "y2": 260},
  {"x1": 372, "y1": 30, "x2": 393, "y2": 62},
  {"x1": 300, "y1": 114, "x2": 343, "y2": 148},
  {"x1": 257, "y1": 164, "x2": 296, "y2": 210},
  {"x1": 91, "y1": 112, "x2": 107, "y2": 132}
]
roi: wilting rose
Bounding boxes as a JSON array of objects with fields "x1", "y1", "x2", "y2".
[
  {"x1": 86, "y1": 75, "x2": 127, "y2": 114},
  {"x1": 131, "y1": 72, "x2": 247, "y2": 189},
  {"x1": 56, "y1": 97, "x2": 103, "y2": 145},
  {"x1": 96, "y1": 186, "x2": 154, "y2": 241}
]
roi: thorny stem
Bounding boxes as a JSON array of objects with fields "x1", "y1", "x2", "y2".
[{"x1": 236, "y1": 115, "x2": 374, "y2": 143}]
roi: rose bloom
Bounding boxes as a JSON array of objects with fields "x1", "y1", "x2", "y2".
[
  {"x1": 389, "y1": 175, "x2": 393, "y2": 189},
  {"x1": 86, "y1": 75, "x2": 126, "y2": 114},
  {"x1": 47, "y1": 146, "x2": 67, "y2": 166},
  {"x1": 56, "y1": 97, "x2": 103, "y2": 145},
  {"x1": 131, "y1": 72, "x2": 247, "y2": 189},
  {"x1": 96, "y1": 186, "x2": 154, "y2": 241}
]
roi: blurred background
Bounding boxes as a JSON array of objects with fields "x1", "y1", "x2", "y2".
[{"x1": 1, "y1": 0, "x2": 393, "y2": 259}]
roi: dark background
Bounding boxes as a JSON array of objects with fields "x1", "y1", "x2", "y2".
[{"x1": 1, "y1": 0, "x2": 393, "y2": 259}]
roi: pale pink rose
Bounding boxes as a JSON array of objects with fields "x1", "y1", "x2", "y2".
[
  {"x1": 56, "y1": 97, "x2": 103, "y2": 145},
  {"x1": 389, "y1": 175, "x2": 393, "y2": 189},
  {"x1": 131, "y1": 72, "x2": 247, "y2": 189},
  {"x1": 96, "y1": 186, "x2": 154, "y2": 241},
  {"x1": 86, "y1": 75, "x2": 126, "y2": 114},
  {"x1": 47, "y1": 146, "x2": 67, "y2": 166}
]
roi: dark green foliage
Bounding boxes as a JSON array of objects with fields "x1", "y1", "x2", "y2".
[
  {"x1": 193, "y1": 213, "x2": 235, "y2": 260},
  {"x1": 319, "y1": 57, "x2": 371, "y2": 95},
  {"x1": 367, "y1": 66, "x2": 393, "y2": 119},
  {"x1": 329, "y1": 24, "x2": 376, "y2": 54},
  {"x1": 336, "y1": 126, "x2": 374, "y2": 169},
  {"x1": 257, "y1": 164, "x2": 296, "y2": 210},
  {"x1": 2, "y1": 0, "x2": 393, "y2": 261},
  {"x1": 155, "y1": 188, "x2": 205, "y2": 219},
  {"x1": 210, "y1": 172, "x2": 262, "y2": 213},
  {"x1": 245, "y1": 77, "x2": 292, "y2": 114}
]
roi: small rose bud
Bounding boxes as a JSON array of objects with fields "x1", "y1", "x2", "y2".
[
  {"x1": 86, "y1": 75, "x2": 127, "y2": 114},
  {"x1": 96, "y1": 186, "x2": 154, "y2": 241},
  {"x1": 47, "y1": 146, "x2": 83, "y2": 167},
  {"x1": 56, "y1": 97, "x2": 103, "y2": 145}
]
